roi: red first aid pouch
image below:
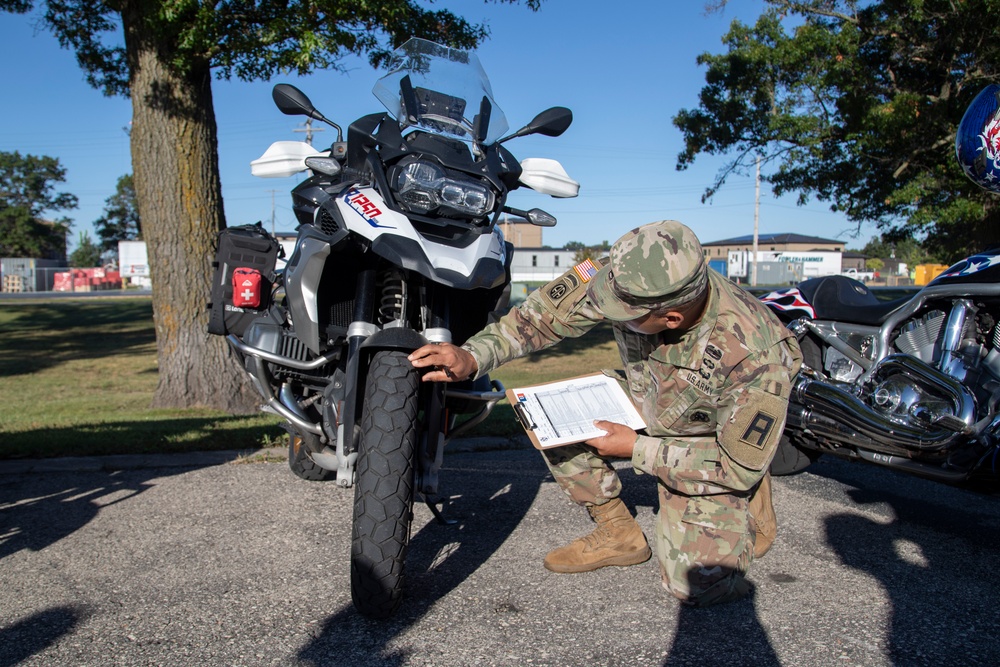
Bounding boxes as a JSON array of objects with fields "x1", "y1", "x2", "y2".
[
  {"x1": 207, "y1": 222, "x2": 282, "y2": 337},
  {"x1": 232, "y1": 267, "x2": 263, "y2": 309}
]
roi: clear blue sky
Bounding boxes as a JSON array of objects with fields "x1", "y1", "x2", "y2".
[{"x1": 0, "y1": 0, "x2": 879, "y2": 252}]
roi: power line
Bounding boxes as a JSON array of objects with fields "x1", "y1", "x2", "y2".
[{"x1": 292, "y1": 119, "x2": 325, "y2": 146}]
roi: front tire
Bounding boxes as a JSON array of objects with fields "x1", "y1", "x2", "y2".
[
  {"x1": 769, "y1": 435, "x2": 820, "y2": 476},
  {"x1": 350, "y1": 350, "x2": 420, "y2": 618},
  {"x1": 770, "y1": 333, "x2": 822, "y2": 476}
]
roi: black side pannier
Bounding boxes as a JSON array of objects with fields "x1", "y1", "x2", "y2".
[{"x1": 207, "y1": 222, "x2": 283, "y2": 337}]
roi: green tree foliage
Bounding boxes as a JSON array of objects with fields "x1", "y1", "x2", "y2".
[
  {"x1": 94, "y1": 174, "x2": 141, "y2": 253},
  {"x1": 69, "y1": 231, "x2": 103, "y2": 267},
  {"x1": 858, "y1": 233, "x2": 937, "y2": 267},
  {"x1": 675, "y1": 0, "x2": 1000, "y2": 262},
  {"x1": 1, "y1": 0, "x2": 541, "y2": 412},
  {"x1": 0, "y1": 150, "x2": 76, "y2": 259},
  {"x1": 569, "y1": 240, "x2": 610, "y2": 264}
]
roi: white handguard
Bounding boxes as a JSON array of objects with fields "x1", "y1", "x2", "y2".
[
  {"x1": 518, "y1": 158, "x2": 580, "y2": 198},
  {"x1": 251, "y1": 141, "x2": 327, "y2": 178}
]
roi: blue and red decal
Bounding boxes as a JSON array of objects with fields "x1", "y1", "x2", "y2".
[{"x1": 343, "y1": 189, "x2": 394, "y2": 228}]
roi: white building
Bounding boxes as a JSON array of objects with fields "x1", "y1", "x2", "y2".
[{"x1": 508, "y1": 247, "x2": 577, "y2": 283}]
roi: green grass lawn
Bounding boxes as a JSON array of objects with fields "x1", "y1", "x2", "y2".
[
  {"x1": 0, "y1": 297, "x2": 283, "y2": 459},
  {"x1": 0, "y1": 297, "x2": 620, "y2": 459}
]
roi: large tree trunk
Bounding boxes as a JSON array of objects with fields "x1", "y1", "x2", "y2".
[{"x1": 123, "y1": 2, "x2": 259, "y2": 413}]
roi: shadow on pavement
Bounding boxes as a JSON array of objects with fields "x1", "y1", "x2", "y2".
[
  {"x1": 616, "y1": 470, "x2": 781, "y2": 666},
  {"x1": 0, "y1": 461, "x2": 229, "y2": 665},
  {"x1": 0, "y1": 606, "x2": 81, "y2": 667},
  {"x1": 816, "y1": 458, "x2": 1000, "y2": 665},
  {"x1": 296, "y1": 457, "x2": 548, "y2": 666},
  {"x1": 663, "y1": 589, "x2": 780, "y2": 667},
  {"x1": 0, "y1": 468, "x2": 158, "y2": 561}
]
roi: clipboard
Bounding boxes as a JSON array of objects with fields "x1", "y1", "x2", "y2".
[{"x1": 504, "y1": 372, "x2": 646, "y2": 449}]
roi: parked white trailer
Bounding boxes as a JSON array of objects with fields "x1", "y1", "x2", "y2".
[
  {"x1": 779, "y1": 251, "x2": 842, "y2": 278},
  {"x1": 729, "y1": 249, "x2": 842, "y2": 280}
]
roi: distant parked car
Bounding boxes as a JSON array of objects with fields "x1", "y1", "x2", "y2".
[{"x1": 842, "y1": 267, "x2": 876, "y2": 282}]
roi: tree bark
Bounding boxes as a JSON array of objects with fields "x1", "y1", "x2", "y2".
[{"x1": 123, "y1": 1, "x2": 259, "y2": 413}]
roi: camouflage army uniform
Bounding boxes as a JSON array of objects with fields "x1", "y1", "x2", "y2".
[{"x1": 462, "y1": 222, "x2": 802, "y2": 606}]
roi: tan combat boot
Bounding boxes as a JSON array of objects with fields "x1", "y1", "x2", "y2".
[{"x1": 543, "y1": 498, "x2": 652, "y2": 573}]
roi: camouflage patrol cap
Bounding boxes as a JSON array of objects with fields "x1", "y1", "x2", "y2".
[{"x1": 586, "y1": 220, "x2": 708, "y2": 321}]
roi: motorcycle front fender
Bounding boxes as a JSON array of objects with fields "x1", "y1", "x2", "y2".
[{"x1": 359, "y1": 327, "x2": 428, "y2": 354}]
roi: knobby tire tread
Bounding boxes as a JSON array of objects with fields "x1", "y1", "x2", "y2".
[{"x1": 350, "y1": 350, "x2": 420, "y2": 618}]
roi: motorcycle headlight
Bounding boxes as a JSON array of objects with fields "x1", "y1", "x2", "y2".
[{"x1": 394, "y1": 160, "x2": 495, "y2": 217}]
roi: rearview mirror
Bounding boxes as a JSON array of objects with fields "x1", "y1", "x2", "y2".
[
  {"x1": 272, "y1": 84, "x2": 317, "y2": 117},
  {"x1": 525, "y1": 107, "x2": 573, "y2": 138},
  {"x1": 500, "y1": 107, "x2": 573, "y2": 143},
  {"x1": 526, "y1": 208, "x2": 557, "y2": 227}
]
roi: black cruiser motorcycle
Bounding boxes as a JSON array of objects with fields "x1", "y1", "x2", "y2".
[
  {"x1": 760, "y1": 256, "x2": 1000, "y2": 486},
  {"x1": 760, "y1": 84, "x2": 1000, "y2": 489},
  {"x1": 208, "y1": 38, "x2": 577, "y2": 618}
]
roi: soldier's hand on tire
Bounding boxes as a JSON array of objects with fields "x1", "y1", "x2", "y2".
[{"x1": 408, "y1": 343, "x2": 478, "y2": 383}]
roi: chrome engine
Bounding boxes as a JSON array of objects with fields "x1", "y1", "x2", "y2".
[
  {"x1": 786, "y1": 299, "x2": 1000, "y2": 458},
  {"x1": 894, "y1": 310, "x2": 947, "y2": 364},
  {"x1": 789, "y1": 354, "x2": 976, "y2": 456}
]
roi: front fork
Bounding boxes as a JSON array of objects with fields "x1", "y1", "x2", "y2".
[{"x1": 334, "y1": 270, "x2": 506, "y2": 505}]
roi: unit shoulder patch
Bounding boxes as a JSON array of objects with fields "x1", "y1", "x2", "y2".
[
  {"x1": 540, "y1": 259, "x2": 600, "y2": 310},
  {"x1": 719, "y1": 388, "x2": 787, "y2": 471}
]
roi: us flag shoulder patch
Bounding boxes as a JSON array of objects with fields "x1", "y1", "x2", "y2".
[{"x1": 573, "y1": 258, "x2": 598, "y2": 283}]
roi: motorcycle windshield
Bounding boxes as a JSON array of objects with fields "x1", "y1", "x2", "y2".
[{"x1": 373, "y1": 38, "x2": 509, "y2": 145}]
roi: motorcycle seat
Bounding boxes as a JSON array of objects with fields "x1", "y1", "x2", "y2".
[{"x1": 797, "y1": 275, "x2": 910, "y2": 325}]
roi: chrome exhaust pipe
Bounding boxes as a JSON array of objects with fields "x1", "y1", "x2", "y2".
[{"x1": 787, "y1": 355, "x2": 976, "y2": 455}]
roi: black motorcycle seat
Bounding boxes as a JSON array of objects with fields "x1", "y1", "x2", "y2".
[{"x1": 796, "y1": 275, "x2": 909, "y2": 325}]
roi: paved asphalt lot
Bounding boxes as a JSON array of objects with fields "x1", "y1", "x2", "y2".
[{"x1": 2, "y1": 443, "x2": 999, "y2": 667}]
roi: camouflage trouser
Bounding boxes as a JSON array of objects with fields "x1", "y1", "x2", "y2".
[{"x1": 542, "y1": 444, "x2": 754, "y2": 607}]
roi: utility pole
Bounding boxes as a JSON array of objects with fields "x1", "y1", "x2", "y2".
[
  {"x1": 752, "y1": 154, "x2": 761, "y2": 287},
  {"x1": 293, "y1": 119, "x2": 324, "y2": 146},
  {"x1": 269, "y1": 190, "x2": 277, "y2": 235}
]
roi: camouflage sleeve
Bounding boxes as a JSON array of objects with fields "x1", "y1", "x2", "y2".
[
  {"x1": 631, "y1": 337, "x2": 802, "y2": 495},
  {"x1": 462, "y1": 266, "x2": 605, "y2": 378}
]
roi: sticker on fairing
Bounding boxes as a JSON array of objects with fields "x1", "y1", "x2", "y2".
[
  {"x1": 759, "y1": 287, "x2": 815, "y2": 319},
  {"x1": 343, "y1": 188, "x2": 394, "y2": 228}
]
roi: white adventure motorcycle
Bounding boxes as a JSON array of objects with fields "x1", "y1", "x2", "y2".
[{"x1": 207, "y1": 38, "x2": 578, "y2": 618}]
